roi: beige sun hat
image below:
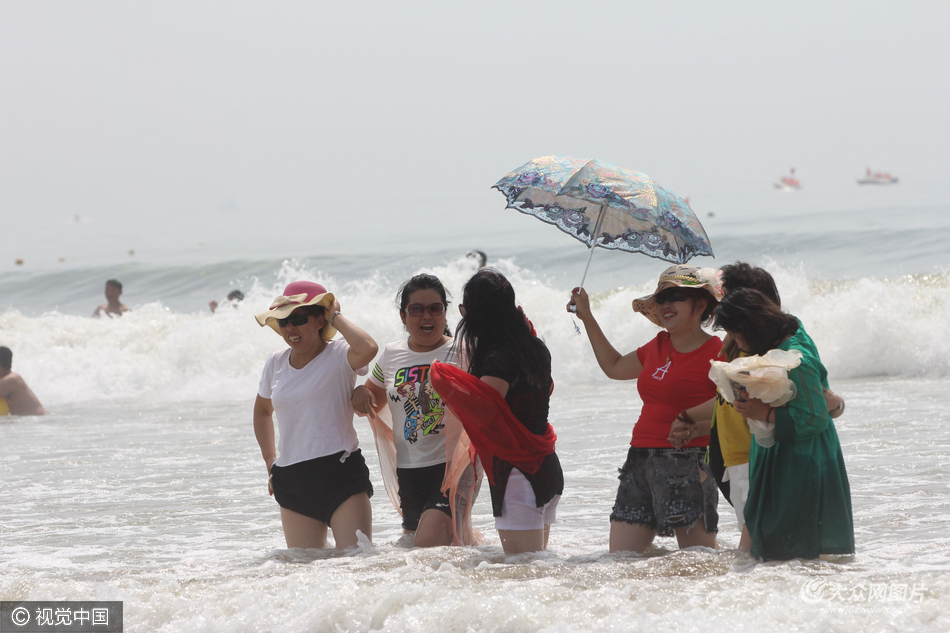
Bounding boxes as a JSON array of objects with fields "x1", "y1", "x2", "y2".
[
  {"x1": 255, "y1": 281, "x2": 337, "y2": 341},
  {"x1": 632, "y1": 264, "x2": 722, "y2": 326}
]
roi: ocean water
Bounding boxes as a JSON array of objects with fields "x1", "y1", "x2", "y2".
[{"x1": 2, "y1": 184, "x2": 950, "y2": 632}]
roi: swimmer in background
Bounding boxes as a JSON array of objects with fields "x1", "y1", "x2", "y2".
[
  {"x1": 92, "y1": 279, "x2": 130, "y2": 318},
  {"x1": 0, "y1": 346, "x2": 47, "y2": 416},
  {"x1": 466, "y1": 250, "x2": 487, "y2": 270},
  {"x1": 210, "y1": 290, "x2": 245, "y2": 313}
]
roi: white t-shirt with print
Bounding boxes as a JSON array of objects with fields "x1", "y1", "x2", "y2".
[
  {"x1": 258, "y1": 339, "x2": 368, "y2": 467},
  {"x1": 367, "y1": 338, "x2": 456, "y2": 469}
]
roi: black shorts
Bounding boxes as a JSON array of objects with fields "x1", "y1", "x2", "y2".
[
  {"x1": 270, "y1": 449, "x2": 374, "y2": 525},
  {"x1": 396, "y1": 463, "x2": 451, "y2": 531},
  {"x1": 609, "y1": 446, "x2": 719, "y2": 537}
]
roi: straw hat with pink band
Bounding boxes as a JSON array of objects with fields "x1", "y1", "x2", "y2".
[
  {"x1": 632, "y1": 264, "x2": 722, "y2": 326},
  {"x1": 255, "y1": 281, "x2": 338, "y2": 341}
]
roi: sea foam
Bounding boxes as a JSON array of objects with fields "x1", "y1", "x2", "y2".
[{"x1": 2, "y1": 257, "x2": 947, "y2": 408}]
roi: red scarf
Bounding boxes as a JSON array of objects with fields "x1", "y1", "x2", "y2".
[{"x1": 429, "y1": 361, "x2": 556, "y2": 485}]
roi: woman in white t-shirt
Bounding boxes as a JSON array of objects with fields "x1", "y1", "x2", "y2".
[
  {"x1": 352, "y1": 274, "x2": 463, "y2": 547},
  {"x1": 253, "y1": 281, "x2": 378, "y2": 550}
]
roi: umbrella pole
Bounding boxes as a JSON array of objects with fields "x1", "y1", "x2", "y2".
[
  {"x1": 578, "y1": 203, "x2": 608, "y2": 291},
  {"x1": 569, "y1": 204, "x2": 607, "y2": 314}
]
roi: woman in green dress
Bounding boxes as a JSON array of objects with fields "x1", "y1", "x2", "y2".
[{"x1": 713, "y1": 288, "x2": 854, "y2": 560}]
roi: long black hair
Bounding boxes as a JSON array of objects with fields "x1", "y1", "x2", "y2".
[
  {"x1": 396, "y1": 273, "x2": 452, "y2": 337},
  {"x1": 713, "y1": 287, "x2": 799, "y2": 356},
  {"x1": 454, "y1": 268, "x2": 548, "y2": 385}
]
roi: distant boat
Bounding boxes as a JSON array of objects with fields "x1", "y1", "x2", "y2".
[
  {"x1": 858, "y1": 167, "x2": 899, "y2": 185},
  {"x1": 774, "y1": 167, "x2": 802, "y2": 190}
]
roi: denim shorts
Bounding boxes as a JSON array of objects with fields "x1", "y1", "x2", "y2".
[
  {"x1": 270, "y1": 449, "x2": 374, "y2": 525},
  {"x1": 609, "y1": 446, "x2": 719, "y2": 537}
]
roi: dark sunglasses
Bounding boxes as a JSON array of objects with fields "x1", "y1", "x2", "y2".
[
  {"x1": 655, "y1": 290, "x2": 688, "y2": 305},
  {"x1": 405, "y1": 302, "x2": 445, "y2": 317},
  {"x1": 277, "y1": 313, "x2": 314, "y2": 328}
]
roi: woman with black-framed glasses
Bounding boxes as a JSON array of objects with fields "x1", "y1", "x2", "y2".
[
  {"x1": 352, "y1": 273, "x2": 481, "y2": 547},
  {"x1": 568, "y1": 265, "x2": 722, "y2": 553},
  {"x1": 253, "y1": 281, "x2": 378, "y2": 550}
]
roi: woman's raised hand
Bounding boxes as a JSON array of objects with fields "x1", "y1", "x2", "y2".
[{"x1": 567, "y1": 287, "x2": 592, "y2": 320}]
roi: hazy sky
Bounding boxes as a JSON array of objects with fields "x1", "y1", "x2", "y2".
[{"x1": 2, "y1": 1, "x2": 947, "y2": 265}]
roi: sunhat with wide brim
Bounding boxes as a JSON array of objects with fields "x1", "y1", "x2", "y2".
[
  {"x1": 632, "y1": 264, "x2": 722, "y2": 326},
  {"x1": 255, "y1": 281, "x2": 337, "y2": 341}
]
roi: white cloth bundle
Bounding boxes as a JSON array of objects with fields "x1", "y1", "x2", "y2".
[{"x1": 708, "y1": 349, "x2": 803, "y2": 447}]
